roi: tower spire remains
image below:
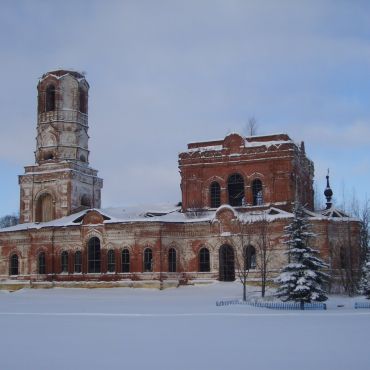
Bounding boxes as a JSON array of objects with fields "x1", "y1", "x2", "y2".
[{"x1": 18, "y1": 69, "x2": 103, "y2": 223}]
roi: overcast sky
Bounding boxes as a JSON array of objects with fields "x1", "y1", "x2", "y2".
[{"x1": 1, "y1": 0, "x2": 369, "y2": 216}]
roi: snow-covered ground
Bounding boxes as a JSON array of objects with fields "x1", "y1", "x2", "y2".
[{"x1": 1, "y1": 282, "x2": 369, "y2": 370}]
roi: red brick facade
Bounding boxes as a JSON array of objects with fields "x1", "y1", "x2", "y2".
[
  {"x1": 179, "y1": 133, "x2": 314, "y2": 212},
  {"x1": 0, "y1": 70, "x2": 361, "y2": 290}
]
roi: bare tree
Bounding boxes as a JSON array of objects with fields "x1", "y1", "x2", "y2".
[
  {"x1": 234, "y1": 222, "x2": 252, "y2": 301},
  {"x1": 329, "y1": 220, "x2": 361, "y2": 295},
  {"x1": 0, "y1": 214, "x2": 19, "y2": 228},
  {"x1": 353, "y1": 197, "x2": 369, "y2": 264},
  {"x1": 246, "y1": 117, "x2": 258, "y2": 136},
  {"x1": 255, "y1": 215, "x2": 275, "y2": 297},
  {"x1": 335, "y1": 195, "x2": 370, "y2": 294}
]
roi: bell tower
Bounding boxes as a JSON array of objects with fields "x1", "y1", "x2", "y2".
[{"x1": 19, "y1": 70, "x2": 103, "y2": 223}]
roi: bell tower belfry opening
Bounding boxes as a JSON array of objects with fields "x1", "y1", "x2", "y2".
[{"x1": 19, "y1": 70, "x2": 103, "y2": 223}]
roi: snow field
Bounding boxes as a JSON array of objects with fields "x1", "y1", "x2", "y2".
[{"x1": 0, "y1": 282, "x2": 369, "y2": 370}]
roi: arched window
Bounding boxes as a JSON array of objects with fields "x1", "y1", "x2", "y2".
[
  {"x1": 38, "y1": 252, "x2": 46, "y2": 274},
  {"x1": 88, "y1": 237, "x2": 101, "y2": 273},
  {"x1": 252, "y1": 179, "x2": 263, "y2": 206},
  {"x1": 107, "y1": 249, "x2": 116, "y2": 273},
  {"x1": 38, "y1": 93, "x2": 43, "y2": 114},
  {"x1": 122, "y1": 249, "x2": 130, "y2": 273},
  {"x1": 79, "y1": 87, "x2": 87, "y2": 113},
  {"x1": 81, "y1": 194, "x2": 91, "y2": 208},
  {"x1": 143, "y1": 248, "x2": 153, "y2": 272},
  {"x1": 245, "y1": 245, "x2": 256, "y2": 269},
  {"x1": 9, "y1": 254, "x2": 19, "y2": 276},
  {"x1": 61, "y1": 251, "x2": 68, "y2": 273},
  {"x1": 210, "y1": 182, "x2": 221, "y2": 208},
  {"x1": 35, "y1": 193, "x2": 54, "y2": 222},
  {"x1": 228, "y1": 174, "x2": 245, "y2": 206},
  {"x1": 199, "y1": 247, "x2": 210, "y2": 272},
  {"x1": 43, "y1": 151, "x2": 54, "y2": 160},
  {"x1": 46, "y1": 85, "x2": 55, "y2": 112},
  {"x1": 168, "y1": 248, "x2": 177, "y2": 272},
  {"x1": 74, "y1": 251, "x2": 82, "y2": 273}
]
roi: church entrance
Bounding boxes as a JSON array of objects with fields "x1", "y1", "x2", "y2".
[{"x1": 219, "y1": 245, "x2": 235, "y2": 281}]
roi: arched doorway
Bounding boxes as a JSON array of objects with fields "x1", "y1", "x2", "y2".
[{"x1": 219, "y1": 245, "x2": 235, "y2": 281}]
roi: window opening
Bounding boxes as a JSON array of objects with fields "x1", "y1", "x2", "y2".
[
  {"x1": 122, "y1": 249, "x2": 130, "y2": 273},
  {"x1": 81, "y1": 194, "x2": 91, "y2": 208},
  {"x1": 88, "y1": 237, "x2": 101, "y2": 273},
  {"x1": 61, "y1": 251, "x2": 68, "y2": 273},
  {"x1": 228, "y1": 174, "x2": 245, "y2": 206},
  {"x1": 107, "y1": 250, "x2": 116, "y2": 273},
  {"x1": 252, "y1": 179, "x2": 263, "y2": 206},
  {"x1": 46, "y1": 85, "x2": 55, "y2": 112},
  {"x1": 199, "y1": 247, "x2": 210, "y2": 272},
  {"x1": 9, "y1": 254, "x2": 19, "y2": 275},
  {"x1": 168, "y1": 248, "x2": 177, "y2": 272},
  {"x1": 245, "y1": 245, "x2": 256, "y2": 269},
  {"x1": 143, "y1": 248, "x2": 153, "y2": 272},
  {"x1": 219, "y1": 245, "x2": 235, "y2": 281},
  {"x1": 79, "y1": 87, "x2": 87, "y2": 113},
  {"x1": 74, "y1": 251, "x2": 82, "y2": 273},
  {"x1": 38, "y1": 252, "x2": 46, "y2": 274},
  {"x1": 210, "y1": 182, "x2": 221, "y2": 208}
]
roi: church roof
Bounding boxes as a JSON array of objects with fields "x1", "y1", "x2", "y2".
[{"x1": 0, "y1": 203, "x2": 355, "y2": 234}]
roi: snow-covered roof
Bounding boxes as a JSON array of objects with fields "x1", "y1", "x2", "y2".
[
  {"x1": 0, "y1": 203, "x2": 358, "y2": 234},
  {"x1": 185, "y1": 133, "x2": 297, "y2": 154},
  {"x1": 319, "y1": 206, "x2": 350, "y2": 219}
]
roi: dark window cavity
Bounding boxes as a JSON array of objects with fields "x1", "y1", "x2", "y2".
[
  {"x1": 107, "y1": 249, "x2": 116, "y2": 273},
  {"x1": 74, "y1": 251, "x2": 82, "y2": 273},
  {"x1": 38, "y1": 252, "x2": 46, "y2": 274},
  {"x1": 88, "y1": 237, "x2": 101, "y2": 273},
  {"x1": 81, "y1": 194, "x2": 91, "y2": 208},
  {"x1": 143, "y1": 248, "x2": 153, "y2": 272},
  {"x1": 46, "y1": 85, "x2": 56, "y2": 112},
  {"x1": 79, "y1": 87, "x2": 88, "y2": 113},
  {"x1": 219, "y1": 245, "x2": 235, "y2": 281},
  {"x1": 199, "y1": 247, "x2": 210, "y2": 272},
  {"x1": 252, "y1": 179, "x2": 263, "y2": 206},
  {"x1": 210, "y1": 182, "x2": 221, "y2": 208},
  {"x1": 9, "y1": 254, "x2": 19, "y2": 276},
  {"x1": 61, "y1": 251, "x2": 68, "y2": 273},
  {"x1": 168, "y1": 248, "x2": 177, "y2": 272},
  {"x1": 245, "y1": 245, "x2": 256, "y2": 269},
  {"x1": 228, "y1": 174, "x2": 245, "y2": 206},
  {"x1": 122, "y1": 249, "x2": 130, "y2": 273}
]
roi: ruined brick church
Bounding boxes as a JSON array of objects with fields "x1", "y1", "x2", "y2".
[{"x1": 0, "y1": 70, "x2": 361, "y2": 289}]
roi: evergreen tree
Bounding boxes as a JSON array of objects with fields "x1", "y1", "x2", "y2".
[
  {"x1": 359, "y1": 257, "x2": 370, "y2": 299},
  {"x1": 276, "y1": 202, "x2": 328, "y2": 309}
]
